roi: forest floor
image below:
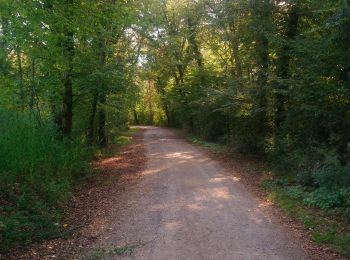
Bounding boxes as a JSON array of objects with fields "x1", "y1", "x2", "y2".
[{"x1": 6, "y1": 126, "x2": 343, "y2": 260}]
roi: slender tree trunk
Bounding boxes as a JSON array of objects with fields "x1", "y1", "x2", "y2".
[
  {"x1": 338, "y1": 1, "x2": 350, "y2": 162},
  {"x1": 227, "y1": 15, "x2": 243, "y2": 82},
  {"x1": 145, "y1": 80, "x2": 154, "y2": 125},
  {"x1": 187, "y1": 17, "x2": 203, "y2": 68},
  {"x1": 29, "y1": 59, "x2": 35, "y2": 110},
  {"x1": 29, "y1": 58, "x2": 43, "y2": 124},
  {"x1": 0, "y1": 17, "x2": 9, "y2": 75},
  {"x1": 97, "y1": 36, "x2": 107, "y2": 147},
  {"x1": 87, "y1": 91, "x2": 98, "y2": 145},
  {"x1": 133, "y1": 109, "x2": 139, "y2": 125},
  {"x1": 275, "y1": 4, "x2": 300, "y2": 132},
  {"x1": 61, "y1": 29, "x2": 74, "y2": 136},
  {"x1": 175, "y1": 66, "x2": 194, "y2": 132},
  {"x1": 98, "y1": 92, "x2": 107, "y2": 147},
  {"x1": 60, "y1": 0, "x2": 75, "y2": 136},
  {"x1": 343, "y1": 0, "x2": 350, "y2": 90},
  {"x1": 16, "y1": 48, "x2": 25, "y2": 110},
  {"x1": 255, "y1": 32, "x2": 269, "y2": 137},
  {"x1": 156, "y1": 77, "x2": 171, "y2": 126},
  {"x1": 232, "y1": 40, "x2": 243, "y2": 81},
  {"x1": 252, "y1": 0, "x2": 271, "y2": 151},
  {"x1": 186, "y1": 17, "x2": 202, "y2": 132},
  {"x1": 164, "y1": 104, "x2": 170, "y2": 126}
]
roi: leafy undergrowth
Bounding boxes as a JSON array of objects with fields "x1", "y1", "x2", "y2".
[
  {"x1": 0, "y1": 110, "x2": 138, "y2": 255},
  {"x1": 0, "y1": 111, "x2": 92, "y2": 253},
  {"x1": 4, "y1": 127, "x2": 146, "y2": 259},
  {"x1": 263, "y1": 180, "x2": 350, "y2": 258},
  {"x1": 184, "y1": 131, "x2": 350, "y2": 259}
]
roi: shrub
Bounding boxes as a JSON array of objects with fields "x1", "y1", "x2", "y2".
[
  {"x1": 0, "y1": 110, "x2": 92, "y2": 252},
  {"x1": 312, "y1": 165, "x2": 350, "y2": 190},
  {"x1": 303, "y1": 188, "x2": 350, "y2": 219}
]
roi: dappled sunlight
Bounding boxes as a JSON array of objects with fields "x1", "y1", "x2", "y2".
[
  {"x1": 192, "y1": 187, "x2": 233, "y2": 202},
  {"x1": 248, "y1": 214, "x2": 264, "y2": 225},
  {"x1": 197, "y1": 158, "x2": 211, "y2": 164},
  {"x1": 186, "y1": 203, "x2": 204, "y2": 211},
  {"x1": 142, "y1": 167, "x2": 164, "y2": 176},
  {"x1": 137, "y1": 127, "x2": 284, "y2": 249},
  {"x1": 258, "y1": 201, "x2": 274, "y2": 208},
  {"x1": 209, "y1": 176, "x2": 240, "y2": 183},
  {"x1": 148, "y1": 152, "x2": 162, "y2": 157},
  {"x1": 164, "y1": 221, "x2": 182, "y2": 231},
  {"x1": 163, "y1": 152, "x2": 196, "y2": 160},
  {"x1": 210, "y1": 187, "x2": 231, "y2": 199},
  {"x1": 99, "y1": 157, "x2": 122, "y2": 165},
  {"x1": 231, "y1": 176, "x2": 241, "y2": 182}
]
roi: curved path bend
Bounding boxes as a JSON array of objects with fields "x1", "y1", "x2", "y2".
[{"x1": 94, "y1": 126, "x2": 307, "y2": 260}]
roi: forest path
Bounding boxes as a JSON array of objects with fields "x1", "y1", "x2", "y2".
[{"x1": 89, "y1": 126, "x2": 307, "y2": 260}]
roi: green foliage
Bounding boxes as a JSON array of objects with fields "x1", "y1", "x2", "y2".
[
  {"x1": 312, "y1": 165, "x2": 350, "y2": 189},
  {"x1": 304, "y1": 188, "x2": 350, "y2": 217},
  {"x1": 0, "y1": 110, "x2": 92, "y2": 252},
  {"x1": 266, "y1": 183, "x2": 350, "y2": 257},
  {"x1": 272, "y1": 145, "x2": 350, "y2": 218},
  {"x1": 0, "y1": 0, "x2": 141, "y2": 251}
]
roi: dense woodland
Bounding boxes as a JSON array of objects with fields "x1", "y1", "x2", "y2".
[{"x1": 0, "y1": 0, "x2": 349, "y2": 254}]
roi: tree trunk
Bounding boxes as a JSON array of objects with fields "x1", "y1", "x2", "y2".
[
  {"x1": 29, "y1": 59, "x2": 35, "y2": 110},
  {"x1": 0, "y1": 17, "x2": 9, "y2": 75},
  {"x1": 175, "y1": 66, "x2": 194, "y2": 132},
  {"x1": 87, "y1": 91, "x2": 98, "y2": 145},
  {"x1": 187, "y1": 16, "x2": 203, "y2": 68},
  {"x1": 133, "y1": 109, "x2": 139, "y2": 125},
  {"x1": 255, "y1": 32, "x2": 269, "y2": 138},
  {"x1": 16, "y1": 48, "x2": 25, "y2": 110},
  {"x1": 232, "y1": 40, "x2": 243, "y2": 81},
  {"x1": 97, "y1": 36, "x2": 107, "y2": 147},
  {"x1": 275, "y1": 4, "x2": 300, "y2": 132},
  {"x1": 98, "y1": 92, "x2": 107, "y2": 147},
  {"x1": 252, "y1": 0, "x2": 271, "y2": 151},
  {"x1": 164, "y1": 103, "x2": 170, "y2": 126},
  {"x1": 227, "y1": 13, "x2": 243, "y2": 82},
  {"x1": 61, "y1": 29, "x2": 74, "y2": 136}
]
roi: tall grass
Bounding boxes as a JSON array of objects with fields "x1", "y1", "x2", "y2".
[{"x1": 0, "y1": 110, "x2": 92, "y2": 252}]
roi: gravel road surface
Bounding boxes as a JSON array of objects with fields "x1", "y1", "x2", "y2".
[{"x1": 91, "y1": 127, "x2": 307, "y2": 260}]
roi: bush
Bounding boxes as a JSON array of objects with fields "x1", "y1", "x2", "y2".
[
  {"x1": 312, "y1": 165, "x2": 350, "y2": 190},
  {"x1": 0, "y1": 110, "x2": 92, "y2": 252},
  {"x1": 303, "y1": 188, "x2": 350, "y2": 219},
  {"x1": 273, "y1": 144, "x2": 350, "y2": 218},
  {"x1": 303, "y1": 164, "x2": 350, "y2": 219}
]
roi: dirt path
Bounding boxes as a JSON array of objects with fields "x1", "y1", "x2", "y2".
[
  {"x1": 84, "y1": 126, "x2": 307, "y2": 260},
  {"x1": 8, "y1": 126, "x2": 321, "y2": 260}
]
